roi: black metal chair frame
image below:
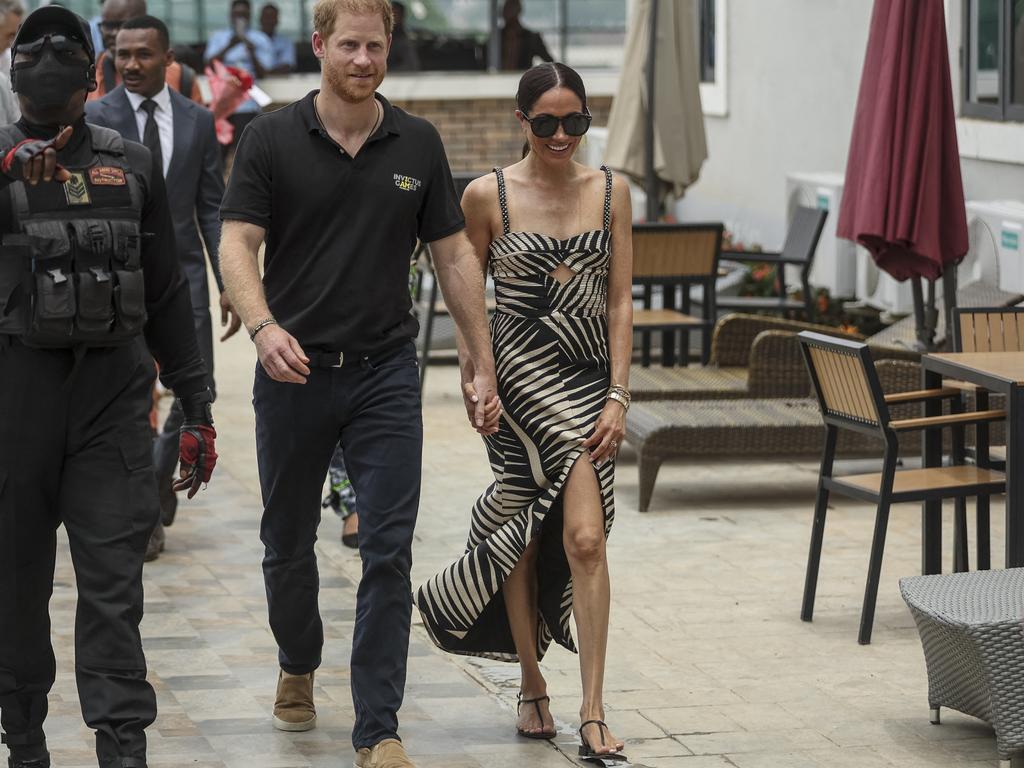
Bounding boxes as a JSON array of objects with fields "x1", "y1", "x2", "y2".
[
  {"x1": 633, "y1": 222, "x2": 723, "y2": 367},
  {"x1": 946, "y1": 306, "x2": 1024, "y2": 570},
  {"x1": 718, "y1": 206, "x2": 828, "y2": 321},
  {"x1": 797, "y1": 331, "x2": 1006, "y2": 644}
]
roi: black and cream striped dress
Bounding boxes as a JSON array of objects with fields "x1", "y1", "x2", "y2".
[{"x1": 416, "y1": 166, "x2": 616, "y2": 662}]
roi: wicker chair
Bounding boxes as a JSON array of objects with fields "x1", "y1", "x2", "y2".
[
  {"x1": 797, "y1": 332, "x2": 1006, "y2": 644},
  {"x1": 901, "y1": 568, "x2": 1024, "y2": 767},
  {"x1": 626, "y1": 358, "x2": 925, "y2": 513}
]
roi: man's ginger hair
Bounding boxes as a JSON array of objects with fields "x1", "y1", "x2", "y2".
[{"x1": 313, "y1": 0, "x2": 394, "y2": 39}]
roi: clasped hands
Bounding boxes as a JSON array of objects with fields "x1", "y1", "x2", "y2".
[{"x1": 461, "y1": 364, "x2": 501, "y2": 436}]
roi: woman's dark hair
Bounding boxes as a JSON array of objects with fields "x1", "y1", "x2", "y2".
[
  {"x1": 517, "y1": 62, "x2": 587, "y2": 157},
  {"x1": 516, "y1": 61, "x2": 587, "y2": 115}
]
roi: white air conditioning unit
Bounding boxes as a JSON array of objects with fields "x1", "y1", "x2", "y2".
[
  {"x1": 966, "y1": 200, "x2": 1024, "y2": 294},
  {"x1": 854, "y1": 251, "x2": 916, "y2": 315},
  {"x1": 785, "y1": 172, "x2": 857, "y2": 298}
]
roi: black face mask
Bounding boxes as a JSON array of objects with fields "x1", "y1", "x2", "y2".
[{"x1": 12, "y1": 45, "x2": 92, "y2": 112}]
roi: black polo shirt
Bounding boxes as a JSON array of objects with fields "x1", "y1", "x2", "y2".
[{"x1": 220, "y1": 91, "x2": 464, "y2": 351}]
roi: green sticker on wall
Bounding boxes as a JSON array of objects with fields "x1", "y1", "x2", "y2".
[
  {"x1": 816, "y1": 194, "x2": 830, "y2": 210},
  {"x1": 1002, "y1": 230, "x2": 1020, "y2": 251}
]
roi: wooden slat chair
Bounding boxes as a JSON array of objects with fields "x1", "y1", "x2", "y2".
[
  {"x1": 797, "y1": 331, "x2": 1007, "y2": 644},
  {"x1": 717, "y1": 206, "x2": 828, "y2": 321},
  {"x1": 632, "y1": 222, "x2": 723, "y2": 366},
  {"x1": 946, "y1": 306, "x2": 1024, "y2": 570}
]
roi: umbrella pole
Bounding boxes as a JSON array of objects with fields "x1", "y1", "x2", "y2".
[
  {"x1": 912, "y1": 277, "x2": 928, "y2": 350},
  {"x1": 943, "y1": 268, "x2": 958, "y2": 351},
  {"x1": 644, "y1": 0, "x2": 661, "y2": 222},
  {"x1": 925, "y1": 279, "x2": 939, "y2": 350}
]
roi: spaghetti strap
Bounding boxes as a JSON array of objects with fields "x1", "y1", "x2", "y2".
[
  {"x1": 493, "y1": 166, "x2": 511, "y2": 236},
  {"x1": 601, "y1": 165, "x2": 613, "y2": 231}
]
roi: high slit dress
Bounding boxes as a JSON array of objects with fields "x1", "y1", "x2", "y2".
[{"x1": 415, "y1": 166, "x2": 616, "y2": 662}]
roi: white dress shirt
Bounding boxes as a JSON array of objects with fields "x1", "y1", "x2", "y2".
[{"x1": 126, "y1": 84, "x2": 173, "y2": 177}]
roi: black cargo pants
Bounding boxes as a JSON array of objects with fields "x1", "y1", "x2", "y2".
[{"x1": 0, "y1": 338, "x2": 160, "y2": 765}]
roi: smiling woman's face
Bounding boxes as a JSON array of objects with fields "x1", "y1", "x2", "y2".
[{"x1": 517, "y1": 86, "x2": 585, "y2": 164}]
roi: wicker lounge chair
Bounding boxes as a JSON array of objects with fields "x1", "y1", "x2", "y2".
[
  {"x1": 901, "y1": 568, "x2": 1024, "y2": 767},
  {"x1": 631, "y1": 313, "x2": 915, "y2": 402},
  {"x1": 626, "y1": 359, "x2": 927, "y2": 512}
]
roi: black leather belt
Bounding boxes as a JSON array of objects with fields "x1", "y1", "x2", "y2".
[{"x1": 306, "y1": 350, "x2": 346, "y2": 368}]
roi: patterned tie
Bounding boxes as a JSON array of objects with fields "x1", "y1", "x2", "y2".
[{"x1": 140, "y1": 98, "x2": 163, "y2": 174}]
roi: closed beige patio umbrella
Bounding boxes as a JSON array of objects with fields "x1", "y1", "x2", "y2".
[{"x1": 605, "y1": 0, "x2": 708, "y2": 220}]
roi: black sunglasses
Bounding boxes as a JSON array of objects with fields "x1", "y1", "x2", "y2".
[
  {"x1": 522, "y1": 110, "x2": 592, "y2": 138},
  {"x1": 14, "y1": 33, "x2": 87, "y2": 57}
]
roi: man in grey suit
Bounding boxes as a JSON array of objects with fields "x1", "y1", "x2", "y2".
[{"x1": 87, "y1": 14, "x2": 240, "y2": 560}]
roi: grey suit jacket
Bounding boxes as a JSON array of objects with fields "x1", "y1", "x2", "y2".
[{"x1": 86, "y1": 85, "x2": 225, "y2": 308}]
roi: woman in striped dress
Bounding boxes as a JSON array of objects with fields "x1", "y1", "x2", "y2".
[{"x1": 416, "y1": 63, "x2": 634, "y2": 760}]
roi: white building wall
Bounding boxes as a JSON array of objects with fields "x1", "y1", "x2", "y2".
[{"x1": 677, "y1": 0, "x2": 1024, "y2": 251}]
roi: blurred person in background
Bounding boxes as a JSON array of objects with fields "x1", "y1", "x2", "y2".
[
  {"x1": 0, "y1": 0, "x2": 23, "y2": 123},
  {"x1": 86, "y1": 14, "x2": 237, "y2": 562},
  {"x1": 89, "y1": 0, "x2": 204, "y2": 102},
  {"x1": 205, "y1": 0, "x2": 274, "y2": 141},
  {"x1": 89, "y1": 0, "x2": 105, "y2": 59},
  {"x1": 500, "y1": 0, "x2": 552, "y2": 71},
  {"x1": 259, "y1": 2, "x2": 295, "y2": 74},
  {"x1": 387, "y1": 1, "x2": 418, "y2": 72}
]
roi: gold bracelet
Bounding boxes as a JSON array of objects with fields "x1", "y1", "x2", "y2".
[{"x1": 607, "y1": 390, "x2": 630, "y2": 411}]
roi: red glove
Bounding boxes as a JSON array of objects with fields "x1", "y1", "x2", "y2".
[{"x1": 174, "y1": 424, "x2": 218, "y2": 498}]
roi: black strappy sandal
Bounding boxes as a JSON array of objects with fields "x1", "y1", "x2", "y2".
[
  {"x1": 578, "y1": 719, "x2": 627, "y2": 762},
  {"x1": 515, "y1": 693, "x2": 557, "y2": 740}
]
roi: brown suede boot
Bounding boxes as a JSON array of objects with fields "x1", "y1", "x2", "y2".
[
  {"x1": 353, "y1": 739, "x2": 415, "y2": 768},
  {"x1": 272, "y1": 670, "x2": 316, "y2": 732}
]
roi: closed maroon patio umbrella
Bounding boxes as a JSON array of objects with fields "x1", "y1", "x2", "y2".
[{"x1": 838, "y1": 0, "x2": 968, "y2": 347}]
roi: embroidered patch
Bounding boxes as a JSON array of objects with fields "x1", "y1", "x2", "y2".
[
  {"x1": 63, "y1": 172, "x2": 91, "y2": 206},
  {"x1": 89, "y1": 166, "x2": 127, "y2": 186},
  {"x1": 394, "y1": 173, "x2": 422, "y2": 192}
]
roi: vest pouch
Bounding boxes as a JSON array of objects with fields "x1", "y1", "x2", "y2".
[
  {"x1": 76, "y1": 267, "x2": 114, "y2": 333},
  {"x1": 0, "y1": 235, "x2": 30, "y2": 336},
  {"x1": 29, "y1": 256, "x2": 76, "y2": 340},
  {"x1": 111, "y1": 221, "x2": 142, "y2": 269},
  {"x1": 113, "y1": 269, "x2": 146, "y2": 334}
]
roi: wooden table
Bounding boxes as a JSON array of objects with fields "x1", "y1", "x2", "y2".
[{"x1": 921, "y1": 352, "x2": 1024, "y2": 573}]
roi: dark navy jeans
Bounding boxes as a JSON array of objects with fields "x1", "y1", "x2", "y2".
[{"x1": 253, "y1": 341, "x2": 422, "y2": 750}]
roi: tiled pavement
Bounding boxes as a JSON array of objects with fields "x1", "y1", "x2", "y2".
[{"x1": 17, "y1": 334, "x2": 1021, "y2": 767}]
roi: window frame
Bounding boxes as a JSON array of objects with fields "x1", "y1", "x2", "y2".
[
  {"x1": 698, "y1": 0, "x2": 728, "y2": 117},
  {"x1": 962, "y1": 0, "x2": 1024, "y2": 122}
]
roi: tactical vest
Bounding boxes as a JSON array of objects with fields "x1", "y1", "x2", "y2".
[{"x1": 0, "y1": 125, "x2": 146, "y2": 348}]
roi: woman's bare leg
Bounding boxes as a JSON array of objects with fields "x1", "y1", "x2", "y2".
[
  {"x1": 562, "y1": 456, "x2": 622, "y2": 753},
  {"x1": 504, "y1": 536, "x2": 554, "y2": 735}
]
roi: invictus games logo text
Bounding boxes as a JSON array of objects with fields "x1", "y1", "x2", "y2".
[{"x1": 394, "y1": 174, "x2": 422, "y2": 192}]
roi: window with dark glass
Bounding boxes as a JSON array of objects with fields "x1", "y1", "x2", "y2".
[
  {"x1": 964, "y1": 0, "x2": 1024, "y2": 121},
  {"x1": 700, "y1": 0, "x2": 716, "y2": 83}
]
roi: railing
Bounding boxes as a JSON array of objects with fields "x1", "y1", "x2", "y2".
[{"x1": 32, "y1": 0, "x2": 626, "y2": 72}]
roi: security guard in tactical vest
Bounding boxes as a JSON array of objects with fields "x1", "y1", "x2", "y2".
[{"x1": 0, "y1": 8, "x2": 218, "y2": 768}]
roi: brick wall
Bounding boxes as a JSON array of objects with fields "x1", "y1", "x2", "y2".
[{"x1": 390, "y1": 96, "x2": 613, "y2": 172}]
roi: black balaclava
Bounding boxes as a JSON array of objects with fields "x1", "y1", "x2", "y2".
[
  {"x1": 9, "y1": 6, "x2": 96, "y2": 113},
  {"x1": 12, "y1": 44, "x2": 94, "y2": 111}
]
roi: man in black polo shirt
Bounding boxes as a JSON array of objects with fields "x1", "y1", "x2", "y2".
[{"x1": 218, "y1": 1, "x2": 497, "y2": 765}]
